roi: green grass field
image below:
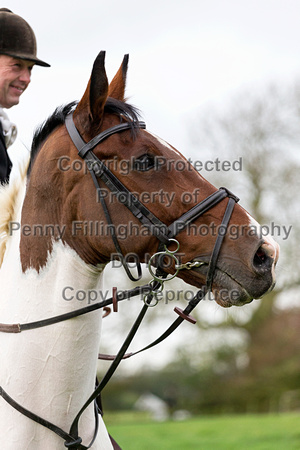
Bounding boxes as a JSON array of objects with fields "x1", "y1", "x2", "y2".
[{"x1": 105, "y1": 412, "x2": 300, "y2": 449}]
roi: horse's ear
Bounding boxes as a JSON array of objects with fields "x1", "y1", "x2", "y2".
[
  {"x1": 108, "y1": 54, "x2": 129, "y2": 101},
  {"x1": 75, "y1": 51, "x2": 109, "y2": 124}
]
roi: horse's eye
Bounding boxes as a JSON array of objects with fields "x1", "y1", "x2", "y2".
[{"x1": 134, "y1": 154, "x2": 155, "y2": 172}]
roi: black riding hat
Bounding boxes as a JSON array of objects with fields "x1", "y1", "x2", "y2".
[{"x1": 0, "y1": 8, "x2": 50, "y2": 67}]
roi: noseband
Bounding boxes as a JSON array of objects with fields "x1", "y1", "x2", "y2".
[{"x1": 0, "y1": 114, "x2": 239, "y2": 449}]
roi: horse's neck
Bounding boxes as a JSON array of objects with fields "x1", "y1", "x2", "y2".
[
  {"x1": 0, "y1": 195, "x2": 112, "y2": 448},
  {"x1": 1, "y1": 230, "x2": 104, "y2": 323}
]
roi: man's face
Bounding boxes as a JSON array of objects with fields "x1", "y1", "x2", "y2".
[{"x1": 0, "y1": 55, "x2": 33, "y2": 108}]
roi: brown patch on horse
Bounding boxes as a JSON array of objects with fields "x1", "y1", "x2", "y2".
[
  {"x1": 20, "y1": 52, "x2": 120, "y2": 272},
  {"x1": 19, "y1": 127, "x2": 73, "y2": 273}
]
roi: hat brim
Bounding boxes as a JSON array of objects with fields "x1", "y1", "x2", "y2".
[{"x1": 0, "y1": 51, "x2": 50, "y2": 67}]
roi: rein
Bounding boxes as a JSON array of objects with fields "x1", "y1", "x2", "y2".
[{"x1": 0, "y1": 114, "x2": 239, "y2": 449}]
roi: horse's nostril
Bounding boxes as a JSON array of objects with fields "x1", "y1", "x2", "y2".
[
  {"x1": 253, "y1": 244, "x2": 273, "y2": 271},
  {"x1": 254, "y1": 247, "x2": 267, "y2": 267}
]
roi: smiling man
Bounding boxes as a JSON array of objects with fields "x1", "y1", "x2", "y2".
[{"x1": 0, "y1": 8, "x2": 50, "y2": 184}]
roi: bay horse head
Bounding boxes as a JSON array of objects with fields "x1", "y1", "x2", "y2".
[{"x1": 21, "y1": 51, "x2": 279, "y2": 308}]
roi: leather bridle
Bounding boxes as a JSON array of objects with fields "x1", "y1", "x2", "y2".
[
  {"x1": 64, "y1": 113, "x2": 239, "y2": 283},
  {"x1": 0, "y1": 114, "x2": 239, "y2": 449}
]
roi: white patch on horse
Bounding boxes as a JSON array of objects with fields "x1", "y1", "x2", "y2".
[
  {"x1": 0, "y1": 233, "x2": 112, "y2": 449},
  {"x1": 67, "y1": 394, "x2": 73, "y2": 414},
  {"x1": 145, "y1": 130, "x2": 182, "y2": 157},
  {"x1": 247, "y1": 213, "x2": 280, "y2": 263}
]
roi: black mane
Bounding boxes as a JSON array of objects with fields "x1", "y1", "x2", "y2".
[{"x1": 28, "y1": 98, "x2": 141, "y2": 175}]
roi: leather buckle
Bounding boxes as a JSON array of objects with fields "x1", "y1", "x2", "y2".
[
  {"x1": 174, "y1": 307, "x2": 197, "y2": 324},
  {"x1": 64, "y1": 437, "x2": 82, "y2": 448},
  {"x1": 219, "y1": 187, "x2": 239, "y2": 203},
  {"x1": 112, "y1": 287, "x2": 118, "y2": 312}
]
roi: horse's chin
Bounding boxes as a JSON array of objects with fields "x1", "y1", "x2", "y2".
[
  {"x1": 212, "y1": 279, "x2": 254, "y2": 308},
  {"x1": 178, "y1": 265, "x2": 255, "y2": 308}
]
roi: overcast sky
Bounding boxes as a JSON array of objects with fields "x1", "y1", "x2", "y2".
[{"x1": 6, "y1": 0, "x2": 300, "y2": 170}]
